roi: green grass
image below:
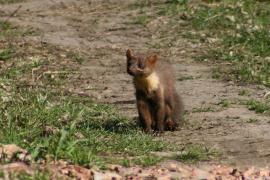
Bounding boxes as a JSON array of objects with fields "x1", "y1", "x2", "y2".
[
  {"x1": 0, "y1": 0, "x2": 23, "y2": 4},
  {"x1": 238, "y1": 89, "x2": 250, "y2": 96},
  {"x1": 0, "y1": 84, "x2": 168, "y2": 167},
  {"x1": 0, "y1": 171, "x2": 4, "y2": 178},
  {"x1": 134, "y1": 15, "x2": 150, "y2": 26},
  {"x1": 121, "y1": 156, "x2": 163, "y2": 167},
  {"x1": 247, "y1": 118, "x2": 258, "y2": 123},
  {"x1": 192, "y1": 106, "x2": 214, "y2": 113},
  {"x1": 246, "y1": 99, "x2": 270, "y2": 114},
  {"x1": 171, "y1": 0, "x2": 188, "y2": 4},
  {"x1": 0, "y1": 20, "x2": 11, "y2": 30},
  {"x1": 187, "y1": 0, "x2": 270, "y2": 87},
  {"x1": 174, "y1": 145, "x2": 218, "y2": 163},
  {"x1": 6, "y1": 171, "x2": 50, "y2": 180},
  {"x1": 178, "y1": 75, "x2": 194, "y2": 81},
  {"x1": 0, "y1": 21, "x2": 13, "y2": 37},
  {"x1": 135, "y1": 156, "x2": 163, "y2": 167},
  {"x1": 218, "y1": 99, "x2": 231, "y2": 108},
  {"x1": 0, "y1": 48, "x2": 14, "y2": 61},
  {"x1": 0, "y1": 20, "x2": 34, "y2": 38},
  {"x1": 66, "y1": 52, "x2": 85, "y2": 65},
  {"x1": 157, "y1": 1, "x2": 187, "y2": 16}
]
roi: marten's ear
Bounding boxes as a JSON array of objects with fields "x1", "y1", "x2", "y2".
[
  {"x1": 147, "y1": 54, "x2": 157, "y2": 65},
  {"x1": 126, "y1": 49, "x2": 132, "y2": 59}
]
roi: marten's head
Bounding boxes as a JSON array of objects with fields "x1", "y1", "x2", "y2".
[{"x1": 126, "y1": 49, "x2": 157, "y2": 77}]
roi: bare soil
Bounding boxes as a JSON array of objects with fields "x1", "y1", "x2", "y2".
[{"x1": 1, "y1": 0, "x2": 270, "y2": 168}]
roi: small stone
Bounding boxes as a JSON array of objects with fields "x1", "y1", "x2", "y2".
[{"x1": 168, "y1": 163, "x2": 177, "y2": 172}]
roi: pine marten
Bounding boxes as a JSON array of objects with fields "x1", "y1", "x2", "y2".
[{"x1": 126, "y1": 49, "x2": 184, "y2": 132}]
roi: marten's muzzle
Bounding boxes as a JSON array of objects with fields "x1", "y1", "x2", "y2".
[{"x1": 127, "y1": 67, "x2": 143, "y2": 76}]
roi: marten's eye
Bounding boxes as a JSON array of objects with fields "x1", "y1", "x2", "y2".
[
  {"x1": 127, "y1": 61, "x2": 132, "y2": 67},
  {"x1": 127, "y1": 58, "x2": 136, "y2": 67},
  {"x1": 138, "y1": 61, "x2": 145, "y2": 69}
]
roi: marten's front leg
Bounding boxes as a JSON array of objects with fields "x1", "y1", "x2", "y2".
[
  {"x1": 165, "y1": 105, "x2": 176, "y2": 131},
  {"x1": 156, "y1": 101, "x2": 165, "y2": 132},
  {"x1": 136, "y1": 92, "x2": 153, "y2": 133},
  {"x1": 154, "y1": 90, "x2": 165, "y2": 132},
  {"x1": 137, "y1": 99, "x2": 152, "y2": 132}
]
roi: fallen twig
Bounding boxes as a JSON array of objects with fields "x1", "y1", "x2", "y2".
[
  {"x1": 3, "y1": 5, "x2": 22, "y2": 24},
  {"x1": 264, "y1": 91, "x2": 270, "y2": 99}
]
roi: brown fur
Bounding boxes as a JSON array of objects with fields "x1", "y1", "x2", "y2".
[{"x1": 126, "y1": 49, "x2": 184, "y2": 132}]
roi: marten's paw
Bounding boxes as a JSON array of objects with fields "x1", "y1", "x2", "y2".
[
  {"x1": 165, "y1": 118, "x2": 177, "y2": 131},
  {"x1": 143, "y1": 127, "x2": 154, "y2": 134},
  {"x1": 153, "y1": 131, "x2": 164, "y2": 136}
]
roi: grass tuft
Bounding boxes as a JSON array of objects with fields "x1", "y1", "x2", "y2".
[
  {"x1": 135, "y1": 156, "x2": 163, "y2": 167},
  {"x1": 246, "y1": 99, "x2": 270, "y2": 114},
  {"x1": 0, "y1": 0, "x2": 24, "y2": 4},
  {"x1": 174, "y1": 145, "x2": 218, "y2": 163},
  {"x1": 134, "y1": 15, "x2": 150, "y2": 26},
  {"x1": 0, "y1": 49, "x2": 14, "y2": 61}
]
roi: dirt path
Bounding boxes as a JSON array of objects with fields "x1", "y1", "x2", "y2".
[{"x1": 1, "y1": 0, "x2": 270, "y2": 168}]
